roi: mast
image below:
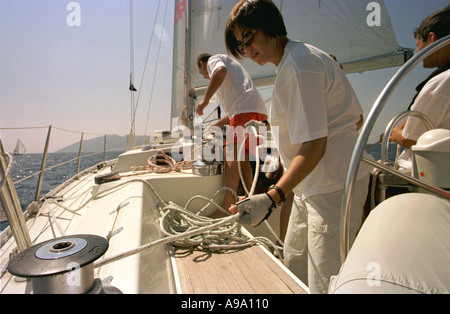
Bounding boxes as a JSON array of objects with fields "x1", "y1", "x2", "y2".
[
  {"x1": 185, "y1": 0, "x2": 194, "y2": 130},
  {"x1": 172, "y1": 0, "x2": 191, "y2": 130}
]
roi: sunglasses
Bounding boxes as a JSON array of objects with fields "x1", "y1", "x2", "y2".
[{"x1": 237, "y1": 29, "x2": 257, "y2": 54}]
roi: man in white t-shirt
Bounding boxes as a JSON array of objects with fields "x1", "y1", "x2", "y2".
[
  {"x1": 197, "y1": 53, "x2": 267, "y2": 215},
  {"x1": 225, "y1": 0, "x2": 371, "y2": 293},
  {"x1": 269, "y1": 41, "x2": 372, "y2": 292},
  {"x1": 390, "y1": 6, "x2": 449, "y2": 169},
  {"x1": 271, "y1": 42, "x2": 371, "y2": 199}
]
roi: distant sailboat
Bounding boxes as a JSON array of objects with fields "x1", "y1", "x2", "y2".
[{"x1": 13, "y1": 139, "x2": 26, "y2": 155}]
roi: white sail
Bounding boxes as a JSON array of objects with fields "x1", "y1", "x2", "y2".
[
  {"x1": 171, "y1": 0, "x2": 412, "y2": 124},
  {"x1": 13, "y1": 139, "x2": 26, "y2": 155}
]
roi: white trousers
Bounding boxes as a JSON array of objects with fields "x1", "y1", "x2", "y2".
[{"x1": 284, "y1": 175, "x2": 369, "y2": 294}]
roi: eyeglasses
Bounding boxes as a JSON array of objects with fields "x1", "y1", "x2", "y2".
[{"x1": 237, "y1": 29, "x2": 257, "y2": 54}]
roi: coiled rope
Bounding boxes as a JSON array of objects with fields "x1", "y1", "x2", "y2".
[
  {"x1": 238, "y1": 126, "x2": 284, "y2": 247},
  {"x1": 94, "y1": 183, "x2": 282, "y2": 269},
  {"x1": 130, "y1": 150, "x2": 193, "y2": 173}
]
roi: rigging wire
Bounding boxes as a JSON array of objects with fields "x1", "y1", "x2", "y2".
[
  {"x1": 131, "y1": 0, "x2": 163, "y2": 137},
  {"x1": 129, "y1": 0, "x2": 136, "y2": 145},
  {"x1": 143, "y1": 0, "x2": 169, "y2": 143}
]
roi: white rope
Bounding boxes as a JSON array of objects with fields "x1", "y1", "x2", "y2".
[
  {"x1": 130, "y1": 150, "x2": 193, "y2": 173},
  {"x1": 238, "y1": 126, "x2": 284, "y2": 247},
  {"x1": 95, "y1": 197, "x2": 283, "y2": 269},
  {"x1": 238, "y1": 126, "x2": 263, "y2": 197},
  {"x1": 94, "y1": 214, "x2": 240, "y2": 269},
  {"x1": 93, "y1": 181, "x2": 283, "y2": 269}
]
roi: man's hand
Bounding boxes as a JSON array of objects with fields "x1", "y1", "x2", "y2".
[
  {"x1": 230, "y1": 193, "x2": 276, "y2": 227},
  {"x1": 196, "y1": 99, "x2": 208, "y2": 116},
  {"x1": 381, "y1": 122, "x2": 416, "y2": 149}
]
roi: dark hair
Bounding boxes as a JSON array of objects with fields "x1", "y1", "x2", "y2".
[
  {"x1": 225, "y1": 0, "x2": 287, "y2": 59},
  {"x1": 197, "y1": 53, "x2": 212, "y2": 67},
  {"x1": 414, "y1": 5, "x2": 450, "y2": 41}
]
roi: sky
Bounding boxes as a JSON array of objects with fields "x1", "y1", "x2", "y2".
[{"x1": 0, "y1": 0, "x2": 449, "y2": 153}]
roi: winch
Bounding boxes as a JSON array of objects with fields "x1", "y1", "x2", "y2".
[
  {"x1": 7, "y1": 234, "x2": 121, "y2": 294},
  {"x1": 192, "y1": 160, "x2": 222, "y2": 176}
]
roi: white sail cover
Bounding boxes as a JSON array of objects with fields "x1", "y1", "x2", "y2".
[
  {"x1": 172, "y1": 0, "x2": 411, "y2": 122},
  {"x1": 329, "y1": 193, "x2": 450, "y2": 294}
]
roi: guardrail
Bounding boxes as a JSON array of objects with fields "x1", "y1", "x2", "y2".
[
  {"x1": 0, "y1": 125, "x2": 133, "y2": 250},
  {"x1": 0, "y1": 125, "x2": 131, "y2": 202}
]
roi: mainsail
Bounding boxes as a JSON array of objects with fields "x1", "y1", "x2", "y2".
[
  {"x1": 13, "y1": 139, "x2": 26, "y2": 155},
  {"x1": 171, "y1": 0, "x2": 413, "y2": 127}
]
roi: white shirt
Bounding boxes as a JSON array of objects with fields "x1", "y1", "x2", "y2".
[
  {"x1": 398, "y1": 69, "x2": 450, "y2": 170},
  {"x1": 271, "y1": 41, "x2": 371, "y2": 199},
  {"x1": 403, "y1": 69, "x2": 450, "y2": 140},
  {"x1": 207, "y1": 54, "x2": 267, "y2": 118}
]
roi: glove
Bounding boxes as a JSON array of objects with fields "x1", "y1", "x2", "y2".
[{"x1": 236, "y1": 193, "x2": 276, "y2": 227}]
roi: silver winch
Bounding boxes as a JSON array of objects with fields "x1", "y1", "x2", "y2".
[
  {"x1": 7, "y1": 234, "x2": 121, "y2": 294},
  {"x1": 192, "y1": 160, "x2": 222, "y2": 176}
]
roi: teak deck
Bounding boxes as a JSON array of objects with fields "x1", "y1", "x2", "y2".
[{"x1": 174, "y1": 245, "x2": 308, "y2": 294}]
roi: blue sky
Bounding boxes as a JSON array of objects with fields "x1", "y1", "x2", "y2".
[
  {"x1": 0, "y1": 0, "x2": 448, "y2": 153},
  {"x1": 0, "y1": 0, "x2": 174, "y2": 152}
]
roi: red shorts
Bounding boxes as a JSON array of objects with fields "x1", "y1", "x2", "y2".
[{"x1": 225, "y1": 112, "x2": 267, "y2": 156}]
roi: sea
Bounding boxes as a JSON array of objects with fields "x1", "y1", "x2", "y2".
[
  {"x1": 0, "y1": 144, "x2": 399, "y2": 232},
  {"x1": 1, "y1": 150, "x2": 124, "y2": 232}
]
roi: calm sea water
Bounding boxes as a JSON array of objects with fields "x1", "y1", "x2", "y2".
[{"x1": 1, "y1": 144, "x2": 399, "y2": 232}]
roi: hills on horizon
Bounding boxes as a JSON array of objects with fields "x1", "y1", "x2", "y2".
[{"x1": 56, "y1": 134, "x2": 150, "y2": 153}]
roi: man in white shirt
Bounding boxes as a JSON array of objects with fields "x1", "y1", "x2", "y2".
[
  {"x1": 390, "y1": 6, "x2": 449, "y2": 169},
  {"x1": 225, "y1": 0, "x2": 371, "y2": 293},
  {"x1": 197, "y1": 53, "x2": 267, "y2": 215}
]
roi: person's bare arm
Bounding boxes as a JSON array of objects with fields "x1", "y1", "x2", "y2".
[
  {"x1": 197, "y1": 67, "x2": 227, "y2": 116},
  {"x1": 390, "y1": 120, "x2": 417, "y2": 149}
]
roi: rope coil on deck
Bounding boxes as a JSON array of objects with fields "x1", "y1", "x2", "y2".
[
  {"x1": 160, "y1": 202, "x2": 246, "y2": 250},
  {"x1": 130, "y1": 150, "x2": 193, "y2": 173}
]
